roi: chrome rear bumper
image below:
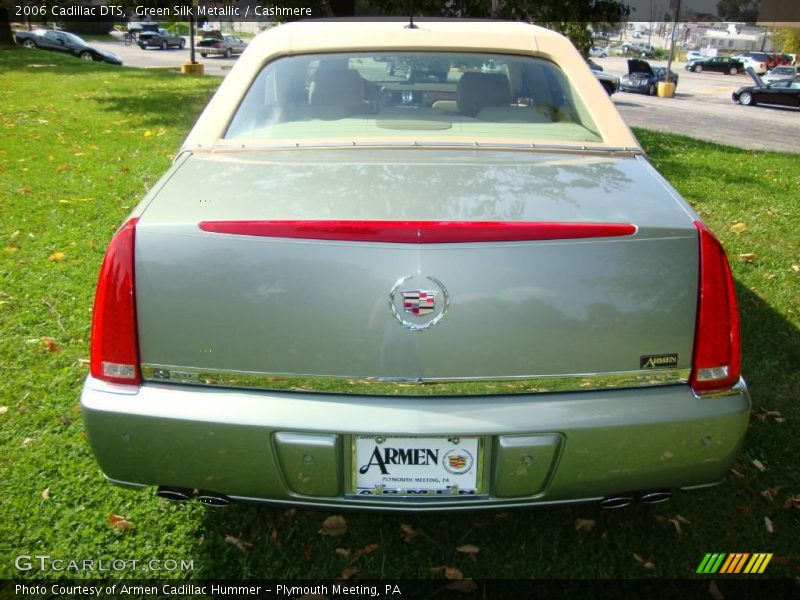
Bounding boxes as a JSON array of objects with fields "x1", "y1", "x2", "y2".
[{"x1": 81, "y1": 376, "x2": 749, "y2": 510}]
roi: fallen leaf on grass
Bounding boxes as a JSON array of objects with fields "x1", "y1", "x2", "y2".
[
  {"x1": 42, "y1": 337, "x2": 59, "y2": 353},
  {"x1": 456, "y1": 544, "x2": 480, "y2": 556},
  {"x1": 764, "y1": 516, "x2": 775, "y2": 534},
  {"x1": 319, "y1": 515, "x2": 347, "y2": 536},
  {"x1": 760, "y1": 486, "x2": 784, "y2": 502},
  {"x1": 792, "y1": 265, "x2": 800, "y2": 273},
  {"x1": 347, "y1": 543, "x2": 379, "y2": 565},
  {"x1": 338, "y1": 566, "x2": 360, "y2": 580},
  {"x1": 224, "y1": 534, "x2": 253, "y2": 553},
  {"x1": 444, "y1": 566, "x2": 464, "y2": 580},
  {"x1": 400, "y1": 524, "x2": 418, "y2": 543},
  {"x1": 708, "y1": 580, "x2": 724, "y2": 600},
  {"x1": 667, "y1": 515, "x2": 691, "y2": 535},
  {"x1": 783, "y1": 495, "x2": 800, "y2": 510},
  {"x1": 56, "y1": 163, "x2": 69, "y2": 173},
  {"x1": 108, "y1": 513, "x2": 134, "y2": 530},
  {"x1": 751, "y1": 459, "x2": 767, "y2": 472},
  {"x1": 574, "y1": 518, "x2": 596, "y2": 533},
  {"x1": 41, "y1": 487, "x2": 50, "y2": 501},
  {"x1": 335, "y1": 548, "x2": 351, "y2": 559},
  {"x1": 48, "y1": 252, "x2": 66, "y2": 262},
  {"x1": 447, "y1": 579, "x2": 478, "y2": 593},
  {"x1": 633, "y1": 553, "x2": 655, "y2": 569},
  {"x1": 0, "y1": 407, "x2": 7, "y2": 416},
  {"x1": 729, "y1": 222, "x2": 747, "y2": 235},
  {"x1": 752, "y1": 409, "x2": 784, "y2": 422},
  {"x1": 738, "y1": 253, "x2": 756, "y2": 263},
  {"x1": 143, "y1": 130, "x2": 154, "y2": 138},
  {"x1": 4, "y1": 246, "x2": 17, "y2": 254},
  {"x1": 22, "y1": 437, "x2": 35, "y2": 446}
]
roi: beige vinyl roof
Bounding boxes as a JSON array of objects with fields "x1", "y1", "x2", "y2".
[{"x1": 183, "y1": 20, "x2": 640, "y2": 151}]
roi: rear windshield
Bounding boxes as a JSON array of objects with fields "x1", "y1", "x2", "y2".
[{"x1": 224, "y1": 52, "x2": 602, "y2": 144}]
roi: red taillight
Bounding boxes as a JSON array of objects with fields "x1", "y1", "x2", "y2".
[
  {"x1": 90, "y1": 218, "x2": 141, "y2": 385},
  {"x1": 690, "y1": 221, "x2": 741, "y2": 394}
]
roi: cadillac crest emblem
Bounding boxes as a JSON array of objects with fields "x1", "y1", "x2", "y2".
[
  {"x1": 389, "y1": 275, "x2": 449, "y2": 331},
  {"x1": 402, "y1": 290, "x2": 437, "y2": 316}
]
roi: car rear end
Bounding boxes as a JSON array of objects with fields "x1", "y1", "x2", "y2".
[
  {"x1": 198, "y1": 38, "x2": 227, "y2": 56},
  {"x1": 81, "y1": 22, "x2": 749, "y2": 510},
  {"x1": 137, "y1": 31, "x2": 161, "y2": 49}
]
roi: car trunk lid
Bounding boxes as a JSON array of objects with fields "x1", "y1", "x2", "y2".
[{"x1": 133, "y1": 150, "x2": 698, "y2": 393}]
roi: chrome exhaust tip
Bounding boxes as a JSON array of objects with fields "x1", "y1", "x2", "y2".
[
  {"x1": 639, "y1": 490, "x2": 672, "y2": 504},
  {"x1": 156, "y1": 486, "x2": 192, "y2": 502},
  {"x1": 196, "y1": 492, "x2": 231, "y2": 507},
  {"x1": 599, "y1": 495, "x2": 634, "y2": 509}
]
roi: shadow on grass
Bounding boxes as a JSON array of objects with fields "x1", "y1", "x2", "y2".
[
  {"x1": 2, "y1": 47, "x2": 219, "y2": 129},
  {"x1": 186, "y1": 282, "x2": 798, "y2": 579}
]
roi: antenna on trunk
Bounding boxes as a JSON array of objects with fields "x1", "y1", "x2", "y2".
[{"x1": 406, "y1": 0, "x2": 418, "y2": 29}]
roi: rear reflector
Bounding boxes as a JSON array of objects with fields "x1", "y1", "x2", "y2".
[
  {"x1": 90, "y1": 218, "x2": 141, "y2": 385},
  {"x1": 690, "y1": 221, "x2": 741, "y2": 394},
  {"x1": 198, "y1": 221, "x2": 636, "y2": 243}
]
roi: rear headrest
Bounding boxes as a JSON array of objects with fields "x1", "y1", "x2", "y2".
[
  {"x1": 456, "y1": 72, "x2": 512, "y2": 117},
  {"x1": 308, "y1": 70, "x2": 364, "y2": 112}
]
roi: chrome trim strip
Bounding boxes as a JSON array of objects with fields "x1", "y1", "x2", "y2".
[
  {"x1": 141, "y1": 364, "x2": 690, "y2": 396},
  {"x1": 692, "y1": 378, "x2": 748, "y2": 399},
  {"x1": 200, "y1": 141, "x2": 642, "y2": 155}
]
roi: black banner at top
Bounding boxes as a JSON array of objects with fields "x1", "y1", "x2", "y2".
[{"x1": 4, "y1": 0, "x2": 800, "y2": 24}]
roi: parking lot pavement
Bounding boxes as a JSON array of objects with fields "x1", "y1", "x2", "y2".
[
  {"x1": 91, "y1": 36, "x2": 238, "y2": 78},
  {"x1": 595, "y1": 57, "x2": 800, "y2": 154}
]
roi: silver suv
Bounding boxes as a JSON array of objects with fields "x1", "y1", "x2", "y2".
[{"x1": 622, "y1": 41, "x2": 654, "y2": 57}]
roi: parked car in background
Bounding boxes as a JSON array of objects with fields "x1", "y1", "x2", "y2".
[
  {"x1": 589, "y1": 60, "x2": 619, "y2": 94},
  {"x1": 621, "y1": 41, "x2": 653, "y2": 58},
  {"x1": 138, "y1": 28, "x2": 186, "y2": 50},
  {"x1": 733, "y1": 68, "x2": 800, "y2": 108},
  {"x1": 685, "y1": 56, "x2": 743, "y2": 75},
  {"x1": 589, "y1": 46, "x2": 608, "y2": 58},
  {"x1": 732, "y1": 54, "x2": 767, "y2": 75},
  {"x1": 620, "y1": 59, "x2": 678, "y2": 95},
  {"x1": 15, "y1": 29, "x2": 122, "y2": 65},
  {"x1": 198, "y1": 34, "x2": 247, "y2": 58},
  {"x1": 82, "y1": 21, "x2": 748, "y2": 512},
  {"x1": 763, "y1": 66, "x2": 798, "y2": 84},
  {"x1": 684, "y1": 50, "x2": 704, "y2": 62}
]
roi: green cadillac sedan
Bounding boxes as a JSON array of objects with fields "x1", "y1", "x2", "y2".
[{"x1": 81, "y1": 21, "x2": 749, "y2": 511}]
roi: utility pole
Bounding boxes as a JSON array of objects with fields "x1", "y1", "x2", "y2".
[
  {"x1": 664, "y1": 0, "x2": 682, "y2": 95},
  {"x1": 190, "y1": 13, "x2": 196, "y2": 64}
]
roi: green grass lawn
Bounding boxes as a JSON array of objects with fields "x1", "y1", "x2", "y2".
[{"x1": 0, "y1": 47, "x2": 798, "y2": 582}]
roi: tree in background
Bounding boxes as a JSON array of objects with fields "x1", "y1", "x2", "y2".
[
  {"x1": 715, "y1": 0, "x2": 760, "y2": 23},
  {"x1": 1, "y1": 1, "x2": 14, "y2": 45},
  {"x1": 368, "y1": 0, "x2": 629, "y2": 55},
  {"x1": 770, "y1": 27, "x2": 800, "y2": 54}
]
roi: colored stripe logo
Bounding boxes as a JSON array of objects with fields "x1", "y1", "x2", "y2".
[{"x1": 696, "y1": 553, "x2": 772, "y2": 574}]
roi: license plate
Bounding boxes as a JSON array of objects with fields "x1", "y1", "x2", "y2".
[{"x1": 354, "y1": 436, "x2": 480, "y2": 496}]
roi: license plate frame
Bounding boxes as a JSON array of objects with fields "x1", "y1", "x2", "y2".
[{"x1": 352, "y1": 435, "x2": 482, "y2": 497}]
